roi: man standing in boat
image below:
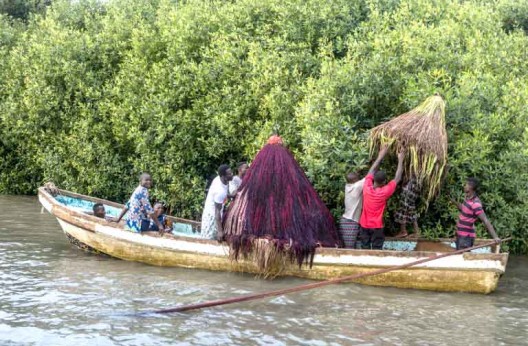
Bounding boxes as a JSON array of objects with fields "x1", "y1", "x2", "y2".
[
  {"x1": 452, "y1": 177, "x2": 499, "y2": 249},
  {"x1": 338, "y1": 172, "x2": 365, "y2": 248},
  {"x1": 115, "y1": 173, "x2": 165, "y2": 234},
  {"x1": 359, "y1": 146, "x2": 404, "y2": 250},
  {"x1": 201, "y1": 164, "x2": 233, "y2": 241}
]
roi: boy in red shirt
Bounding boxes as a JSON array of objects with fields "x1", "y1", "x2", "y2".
[{"x1": 359, "y1": 146, "x2": 404, "y2": 249}]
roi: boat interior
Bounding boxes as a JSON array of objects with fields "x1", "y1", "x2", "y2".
[{"x1": 49, "y1": 189, "x2": 499, "y2": 254}]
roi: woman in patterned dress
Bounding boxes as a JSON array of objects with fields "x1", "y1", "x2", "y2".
[{"x1": 394, "y1": 176, "x2": 420, "y2": 238}]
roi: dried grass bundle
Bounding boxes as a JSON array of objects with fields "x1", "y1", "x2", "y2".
[
  {"x1": 229, "y1": 238, "x2": 290, "y2": 279},
  {"x1": 369, "y1": 94, "x2": 448, "y2": 202}
]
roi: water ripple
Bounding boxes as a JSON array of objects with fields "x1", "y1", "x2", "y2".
[{"x1": 0, "y1": 196, "x2": 527, "y2": 345}]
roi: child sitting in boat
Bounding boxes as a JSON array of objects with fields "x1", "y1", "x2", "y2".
[
  {"x1": 148, "y1": 202, "x2": 172, "y2": 234},
  {"x1": 88, "y1": 203, "x2": 114, "y2": 221},
  {"x1": 93, "y1": 203, "x2": 106, "y2": 219}
]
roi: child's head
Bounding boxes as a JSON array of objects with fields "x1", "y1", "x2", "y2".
[
  {"x1": 464, "y1": 177, "x2": 480, "y2": 194},
  {"x1": 140, "y1": 172, "x2": 153, "y2": 188},
  {"x1": 374, "y1": 171, "x2": 387, "y2": 185},
  {"x1": 153, "y1": 202, "x2": 165, "y2": 216},
  {"x1": 346, "y1": 172, "x2": 360, "y2": 184},
  {"x1": 237, "y1": 162, "x2": 249, "y2": 178},
  {"x1": 93, "y1": 203, "x2": 106, "y2": 219}
]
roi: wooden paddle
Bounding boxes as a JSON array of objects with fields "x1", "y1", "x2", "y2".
[{"x1": 147, "y1": 237, "x2": 511, "y2": 314}]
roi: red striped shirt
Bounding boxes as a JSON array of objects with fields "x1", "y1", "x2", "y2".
[{"x1": 456, "y1": 195, "x2": 484, "y2": 238}]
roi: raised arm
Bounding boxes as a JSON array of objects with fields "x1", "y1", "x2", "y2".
[
  {"x1": 478, "y1": 212, "x2": 499, "y2": 241},
  {"x1": 394, "y1": 150, "x2": 405, "y2": 184},
  {"x1": 368, "y1": 145, "x2": 389, "y2": 175}
]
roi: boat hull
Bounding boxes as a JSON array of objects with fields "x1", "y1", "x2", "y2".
[{"x1": 39, "y1": 188, "x2": 508, "y2": 294}]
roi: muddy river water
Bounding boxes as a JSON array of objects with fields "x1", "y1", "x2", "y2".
[{"x1": 1, "y1": 196, "x2": 527, "y2": 345}]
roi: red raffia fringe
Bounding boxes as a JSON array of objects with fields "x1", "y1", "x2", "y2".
[{"x1": 223, "y1": 137, "x2": 340, "y2": 273}]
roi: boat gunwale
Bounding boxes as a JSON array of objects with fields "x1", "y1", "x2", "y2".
[
  {"x1": 38, "y1": 187, "x2": 508, "y2": 264},
  {"x1": 39, "y1": 187, "x2": 219, "y2": 245},
  {"x1": 55, "y1": 217, "x2": 508, "y2": 280},
  {"x1": 52, "y1": 188, "x2": 201, "y2": 227}
]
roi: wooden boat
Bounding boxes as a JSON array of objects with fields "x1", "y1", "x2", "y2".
[{"x1": 38, "y1": 187, "x2": 508, "y2": 294}]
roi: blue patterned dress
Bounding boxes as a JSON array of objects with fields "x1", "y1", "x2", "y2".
[
  {"x1": 148, "y1": 214, "x2": 167, "y2": 231},
  {"x1": 125, "y1": 185, "x2": 154, "y2": 232}
]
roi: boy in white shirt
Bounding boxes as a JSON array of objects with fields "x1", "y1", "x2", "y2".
[{"x1": 339, "y1": 172, "x2": 365, "y2": 248}]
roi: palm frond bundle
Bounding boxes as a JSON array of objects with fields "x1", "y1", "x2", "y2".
[{"x1": 369, "y1": 95, "x2": 448, "y2": 202}]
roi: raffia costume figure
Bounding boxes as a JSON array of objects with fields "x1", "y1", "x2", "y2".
[{"x1": 222, "y1": 135, "x2": 340, "y2": 274}]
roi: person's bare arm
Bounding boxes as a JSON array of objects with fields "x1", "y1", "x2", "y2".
[
  {"x1": 368, "y1": 145, "x2": 389, "y2": 175},
  {"x1": 394, "y1": 151, "x2": 405, "y2": 184},
  {"x1": 148, "y1": 212, "x2": 165, "y2": 235},
  {"x1": 214, "y1": 202, "x2": 224, "y2": 241},
  {"x1": 115, "y1": 207, "x2": 128, "y2": 223},
  {"x1": 450, "y1": 198, "x2": 462, "y2": 211},
  {"x1": 478, "y1": 213, "x2": 499, "y2": 241},
  {"x1": 228, "y1": 182, "x2": 238, "y2": 199}
]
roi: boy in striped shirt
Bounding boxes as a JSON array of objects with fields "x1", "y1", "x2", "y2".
[{"x1": 452, "y1": 177, "x2": 499, "y2": 249}]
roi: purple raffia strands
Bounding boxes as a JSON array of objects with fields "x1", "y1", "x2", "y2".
[{"x1": 223, "y1": 137, "x2": 340, "y2": 271}]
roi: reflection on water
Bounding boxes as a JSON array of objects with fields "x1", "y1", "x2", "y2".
[{"x1": 0, "y1": 196, "x2": 527, "y2": 345}]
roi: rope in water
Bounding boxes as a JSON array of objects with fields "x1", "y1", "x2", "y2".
[{"x1": 147, "y1": 237, "x2": 511, "y2": 314}]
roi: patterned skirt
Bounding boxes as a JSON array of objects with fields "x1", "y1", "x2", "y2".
[
  {"x1": 201, "y1": 209, "x2": 217, "y2": 239},
  {"x1": 338, "y1": 217, "x2": 360, "y2": 248},
  {"x1": 395, "y1": 180, "x2": 419, "y2": 224},
  {"x1": 394, "y1": 203, "x2": 418, "y2": 224}
]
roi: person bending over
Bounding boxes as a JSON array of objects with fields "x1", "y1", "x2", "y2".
[{"x1": 201, "y1": 164, "x2": 233, "y2": 241}]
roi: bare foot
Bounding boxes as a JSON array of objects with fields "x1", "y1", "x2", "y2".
[{"x1": 394, "y1": 231, "x2": 408, "y2": 238}]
